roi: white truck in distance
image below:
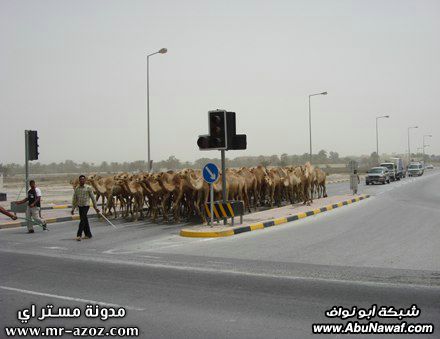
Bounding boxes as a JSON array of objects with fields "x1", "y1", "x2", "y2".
[
  {"x1": 380, "y1": 158, "x2": 404, "y2": 181},
  {"x1": 408, "y1": 162, "x2": 424, "y2": 177}
]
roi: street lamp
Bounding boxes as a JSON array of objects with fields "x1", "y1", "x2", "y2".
[
  {"x1": 376, "y1": 115, "x2": 390, "y2": 162},
  {"x1": 146, "y1": 47, "x2": 168, "y2": 172},
  {"x1": 423, "y1": 134, "x2": 432, "y2": 161},
  {"x1": 308, "y1": 91, "x2": 327, "y2": 162},
  {"x1": 407, "y1": 126, "x2": 418, "y2": 162}
]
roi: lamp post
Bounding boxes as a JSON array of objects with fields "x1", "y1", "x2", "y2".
[
  {"x1": 146, "y1": 47, "x2": 167, "y2": 172},
  {"x1": 407, "y1": 126, "x2": 418, "y2": 162},
  {"x1": 423, "y1": 134, "x2": 432, "y2": 161},
  {"x1": 308, "y1": 91, "x2": 327, "y2": 162},
  {"x1": 376, "y1": 115, "x2": 390, "y2": 162}
]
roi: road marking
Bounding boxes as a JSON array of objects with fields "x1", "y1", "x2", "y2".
[
  {"x1": 0, "y1": 286, "x2": 145, "y2": 311},
  {"x1": 43, "y1": 246, "x2": 67, "y2": 250},
  {"x1": 102, "y1": 248, "x2": 139, "y2": 254}
]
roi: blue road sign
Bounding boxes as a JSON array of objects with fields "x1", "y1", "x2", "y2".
[{"x1": 203, "y1": 163, "x2": 219, "y2": 184}]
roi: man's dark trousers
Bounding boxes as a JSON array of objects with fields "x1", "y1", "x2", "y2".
[{"x1": 77, "y1": 206, "x2": 92, "y2": 238}]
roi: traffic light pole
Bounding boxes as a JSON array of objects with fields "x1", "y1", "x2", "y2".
[
  {"x1": 24, "y1": 130, "x2": 30, "y2": 230},
  {"x1": 210, "y1": 183, "x2": 214, "y2": 227},
  {"x1": 221, "y1": 150, "x2": 227, "y2": 225}
]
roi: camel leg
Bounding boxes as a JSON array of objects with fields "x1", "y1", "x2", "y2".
[
  {"x1": 132, "y1": 197, "x2": 138, "y2": 222},
  {"x1": 150, "y1": 195, "x2": 157, "y2": 223},
  {"x1": 303, "y1": 185, "x2": 309, "y2": 205},
  {"x1": 161, "y1": 193, "x2": 170, "y2": 222},
  {"x1": 270, "y1": 187, "x2": 274, "y2": 208},
  {"x1": 102, "y1": 194, "x2": 106, "y2": 216},
  {"x1": 139, "y1": 194, "x2": 144, "y2": 220},
  {"x1": 173, "y1": 190, "x2": 184, "y2": 223},
  {"x1": 194, "y1": 190, "x2": 206, "y2": 224},
  {"x1": 243, "y1": 189, "x2": 251, "y2": 213}
]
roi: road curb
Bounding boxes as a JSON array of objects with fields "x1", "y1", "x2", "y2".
[
  {"x1": 0, "y1": 214, "x2": 99, "y2": 229},
  {"x1": 180, "y1": 195, "x2": 370, "y2": 238}
]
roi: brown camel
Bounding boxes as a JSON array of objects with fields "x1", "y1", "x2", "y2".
[{"x1": 314, "y1": 167, "x2": 328, "y2": 198}]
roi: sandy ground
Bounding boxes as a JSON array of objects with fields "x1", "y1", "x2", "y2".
[{"x1": 2, "y1": 182, "x2": 73, "y2": 205}]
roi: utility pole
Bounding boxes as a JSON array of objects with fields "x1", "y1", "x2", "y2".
[{"x1": 308, "y1": 91, "x2": 327, "y2": 163}]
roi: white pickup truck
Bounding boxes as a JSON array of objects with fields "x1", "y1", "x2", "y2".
[{"x1": 407, "y1": 162, "x2": 424, "y2": 177}]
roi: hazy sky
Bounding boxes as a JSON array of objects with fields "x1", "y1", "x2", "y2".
[{"x1": 1, "y1": 0, "x2": 439, "y2": 164}]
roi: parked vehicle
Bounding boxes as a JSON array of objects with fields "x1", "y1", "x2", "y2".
[
  {"x1": 379, "y1": 162, "x2": 397, "y2": 181},
  {"x1": 426, "y1": 164, "x2": 434, "y2": 169},
  {"x1": 407, "y1": 162, "x2": 424, "y2": 177},
  {"x1": 366, "y1": 167, "x2": 391, "y2": 185},
  {"x1": 390, "y1": 157, "x2": 405, "y2": 179}
]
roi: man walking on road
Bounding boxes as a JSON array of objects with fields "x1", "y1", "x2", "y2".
[
  {"x1": 71, "y1": 175, "x2": 100, "y2": 241},
  {"x1": 14, "y1": 180, "x2": 47, "y2": 233},
  {"x1": 350, "y1": 170, "x2": 361, "y2": 195}
]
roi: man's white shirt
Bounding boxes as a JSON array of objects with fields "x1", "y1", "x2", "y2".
[{"x1": 35, "y1": 187, "x2": 42, "y2": 198}]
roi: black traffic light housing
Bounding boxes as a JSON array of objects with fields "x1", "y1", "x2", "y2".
[
  {"x1": 27, "y1": 130, "x2": 39, "y2": 160},
  {"x1": 197, "y1": 110, "x2": 246, "y2": 151}
]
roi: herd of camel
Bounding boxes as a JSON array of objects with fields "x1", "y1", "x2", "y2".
[{"x1": 70, "y1": 162, "x2": 327, "y2": 224}]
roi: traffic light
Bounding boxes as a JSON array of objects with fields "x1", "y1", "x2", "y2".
[
  {"x1": 209, "y1": 110, "x2": 227, "y2": 148},
  {"x1": 225, "y1": 112, "x2": 246, "y2": 150},
  {"x1": 197, "y1": 110, "x2": 246, "y2": 151},
  {"x1": 27, "y1": 130, "x2": 39, "y2": 160},
  {"x1": 197, "y1": 110, "x2": 227, "y2": 150},
  {"x1": 230, "y1": 134, "x2": 247, "y2": 150}
]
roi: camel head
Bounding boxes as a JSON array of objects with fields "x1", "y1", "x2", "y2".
[
  {"x1": 299, "y1": 165, "x2": 308, "y2": 178},
  {"x1": 69, "y1": 178, "x2": 79, "y2": 189},
  {"x1": 135, "y1": 172, "x2": 151, "y2": 191},
  {"x1": 263, "y1": 174, "x2": 273, "y2": 187},
  {"x1": 87, "y1": 173, "x2": 98, "y2": 181},
  {"x1": 178, "y1": 168, "x2": 195, "y2": 180},
  {"x1": 137, "y1": 172, "x2": 150, "y2": 182},
  {"x1": 117, "y1": 172, "x2": 130, "y2": 181}
]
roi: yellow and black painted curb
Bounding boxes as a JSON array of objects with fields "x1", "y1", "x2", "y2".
[
  {"x1": 180, "y1": 195, "x2": 370, "y2": 238},
  {"x1": 205, "y1": 201, "x2": 243, "y2": 219},
  {"x1": 0, "y1": 214, "x2": 99, "y2": 229}
]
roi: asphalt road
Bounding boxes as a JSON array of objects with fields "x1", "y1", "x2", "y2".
[{"x1": 1, "y1": 171, "x2": 439, "y2": 338}]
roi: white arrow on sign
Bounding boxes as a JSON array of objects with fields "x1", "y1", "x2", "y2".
[{"x1": 206, "y1": 166, "x2": 216, "y2": 180}]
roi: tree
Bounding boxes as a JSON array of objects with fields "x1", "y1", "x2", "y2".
[
  {"x1": 317, "y1": 150, "x2": 328, "y2": 164},
  {"x1": 99, "y1": 161, "x2": 110, "y2": 173},
  {"x1": 162, "y1": 156, "x2": 181, "y2": 170},
  {"x1": 269, "y1": 155, "x2": 280, "y2": 166},
  {"x1": 0, "y1": 163, "x2": 10, "y2": 177},
  {"x1": 280, "y1": 153, "x2": 288, "y2": 166},
  {"x1": 329, "y1": 151, "x2": 339, "y2": 162}
]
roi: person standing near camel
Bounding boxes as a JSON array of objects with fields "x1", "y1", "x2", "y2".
[{"x1": 71, "y1": 175, "x2": 100, "y2": 241}]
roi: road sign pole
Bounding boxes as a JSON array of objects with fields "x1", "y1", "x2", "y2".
[
  {"x1": 221, "y1": 150, "x2": 227, "y2": 225},
  {"x1": 202, "y1": 162, "x2": 220, "y2": 226},
  {"x1": 24, "y1": 130, "x2": 30, "y2": 231},
  {"x1": 210, "y1": 183, "x2": 214, "y2": 227}
]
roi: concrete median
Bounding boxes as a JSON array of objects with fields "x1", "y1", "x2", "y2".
[{"x1": 180, "y1": 194, "x2": 370, "y2": 238}]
